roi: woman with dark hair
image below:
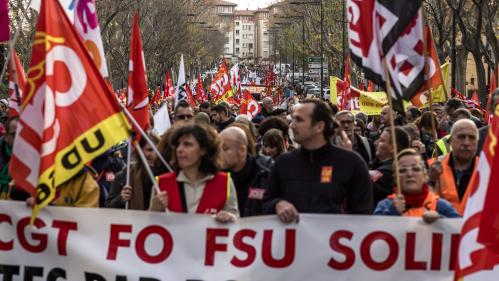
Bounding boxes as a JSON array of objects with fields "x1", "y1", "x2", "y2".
[
  {"x1": 418, "y1": 111, "x2": 438, "y2": 158},
  {"x1": 106, "y1": 132, "x2": 159, "y2": 210},
  {"x1": 150, "y1": 122, "x2": 239, "y2": 222},
  {"x1": 262, "y1": 128, "x2": 287, "y2": 160},
  {"x1": 405, "y1": 106, "x2": 421, "y2": 124}
]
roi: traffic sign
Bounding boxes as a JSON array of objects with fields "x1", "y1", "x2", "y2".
[
  {"x1": 308, "y1": 56, "x2": 321, "y2": 63},
  {"x1": 308, "y1": 63, "x2": 327, "y2": 69}
]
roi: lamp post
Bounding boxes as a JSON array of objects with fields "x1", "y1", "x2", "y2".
[
  {"x1": 279, "y1": 15, "x2": 305, "y2": 84},
  {"x1": 290, "y1": 1, "x2": 323, "y2": 97},
  {"x1": 292, "y1": 42, "x2": 295, "y2": 85}
]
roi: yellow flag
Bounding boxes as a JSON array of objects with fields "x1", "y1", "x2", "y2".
[{"x1": 330, "y1": 76, "x2": 340, "y2": 105}]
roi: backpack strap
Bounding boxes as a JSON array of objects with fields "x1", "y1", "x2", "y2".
[{"x1": 359, "y1": 136, "x2": 372, "y2": 161}]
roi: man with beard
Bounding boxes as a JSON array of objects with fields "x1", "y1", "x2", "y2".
[{"x1": 428, "y1": 119, "x2": 479, "y2": 215}]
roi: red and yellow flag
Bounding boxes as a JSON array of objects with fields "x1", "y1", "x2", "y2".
[
  {"x1": 411, "y1": 26, "x2": 447, "y2": 108},
  {"x1": 210, "y1": 60, "x2": 233, "y2": 104},
  {"x1": 8, "y1": 51, "x2": 27, "y2": 118},
  {"x1": 127, "y1": 12, "x2": 150, "y2": 134},
  {"x1": 9, "y1": 0, "x2": 130, "y2": 220},
  {"x1": 240, "y1": 89, "x2": 259, "y2": 118}
]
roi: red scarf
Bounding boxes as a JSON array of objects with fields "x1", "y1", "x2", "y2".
[{"x1": 399, "y1": 184, "x2": 429, "y2": 208}]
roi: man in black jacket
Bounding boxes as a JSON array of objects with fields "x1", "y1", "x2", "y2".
[
  {"x1": 220, "y1": 127, "x2": 273, "y2": 216},
  {"x1": 211, "y1": 104, "x2": 235, "y2": 132},
  {"x1": 263, "y1": 99, "x2": 373, "y2": 223},
  {"x1": 336, "y1": 110, "x2": 374, "y2": 164}
]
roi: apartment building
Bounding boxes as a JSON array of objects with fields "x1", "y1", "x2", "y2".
[
  {"x1": 212, "y1": 1, "x2": 279, "y2": 63},
  {"x1": 213, "y1": 0, "x2": 237, "y2": 61}
]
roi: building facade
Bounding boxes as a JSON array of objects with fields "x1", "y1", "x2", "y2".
[
  {"x1": 213, "y1": 1, "x2": 237, "y2": 61},
  {"x1": 212, "y1": 1, "x2": 279, "y2": 63}
]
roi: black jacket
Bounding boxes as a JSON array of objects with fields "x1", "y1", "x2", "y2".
[
  {"x1": 369, "y1": 158, "x2": 394, "y2": 208},
  {"x1": 263, "y1": 144, "x2": 373, "y2": 214},
  {"x1": 352, "y1": 133, "x2": 375, "y2": 164},
  {"x1": 229, "y1": 155, "x2": 273, "y2": 217}
]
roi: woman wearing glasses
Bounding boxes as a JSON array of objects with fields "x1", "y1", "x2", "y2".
[{"x1": 374, "y1": 149, "x2": 460, "y2": 223}]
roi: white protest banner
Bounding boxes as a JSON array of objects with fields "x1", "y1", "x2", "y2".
[{"x1": 0, "y1": 201, "x2": 462, "y2": 281}]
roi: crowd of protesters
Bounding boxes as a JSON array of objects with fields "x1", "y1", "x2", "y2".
[{"x1": 1, "y1": 86, "x2": 496, "y2": 225}]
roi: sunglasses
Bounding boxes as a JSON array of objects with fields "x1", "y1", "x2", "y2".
[
  {"x1": 176, "y1": 114, "x2": 193, "y2": 120},
  {"x1": 398, "y1": 166, "x2": 423, "y2": 174}
]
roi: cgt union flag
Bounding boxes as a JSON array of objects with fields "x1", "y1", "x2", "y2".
[
  {"x1": 9, "y1": 0, "x2": 130, "y2": 220},
  {"x1": 347, "y1": 0, "x2": 425, "y2": 110}
]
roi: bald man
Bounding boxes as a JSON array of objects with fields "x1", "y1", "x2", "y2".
[
  {"x1": 428, "y1": 119, "x2": 479, "y2": 214},
  {"x1": 220, "y1": 127, "x2": 274, "y2": 216}
]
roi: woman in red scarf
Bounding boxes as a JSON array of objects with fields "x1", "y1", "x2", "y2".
[{"x1": 374, "y1": 149, "x2": 460, "y2": 223}]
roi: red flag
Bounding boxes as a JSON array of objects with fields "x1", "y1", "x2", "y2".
[
  {"x1": 8, "y1": 52, "x2": 27, "y2": 118},
  {"x1": 358, "y1": 83, "x2": 366, "y2": 91},
  {"x1": 485, "y1": 74, "x2": 497, "y2": 124},
  {"x1": 185, "y1": 83, "x2": 196, "y2": 107},
  {"x1": 196, "y1": 73, "x2": 206, "y2": 102},
  {"x1": 0, "y1": 0, "x2": 9, "y2": 43},
  {"x1": 341, "y1": 54, "x2": 352, "y2": 110},
  {"x1": 275, "y1": 87, "x2": 281, "y2": 105},
  {"x1": 150, "y1": 88, "x2": 161, "y2": 105},
  {"x1": 452, "y1": 88, "x2": 484, "y2": 113},
  {"x1": 9, "y1": 0, "x2": 130, "y2": 220},
  {"x1": 106, "y1": 79, "x2": 114, "y2": 93},
  {"x1": 455, "y1": 93, "x2": 499, "y2": 280},
  {"x1": 367, "y1": 80, "x2": 374, "y2": 92},
  {"x1": 127, "y1": 12, "x2": 150, "y2": 134},
  {"x1": 411, "y1": 26, "x2": 446, "y2": 107},
  {"x1": 471, "y1": 90, "x2": 480, "y2": 103},
  {"x1": 164, "y1": 70, "x2": 174, "y2": 99},
  {"x1": 240, "y1": 90, "x2": 259, "y2": 118}
]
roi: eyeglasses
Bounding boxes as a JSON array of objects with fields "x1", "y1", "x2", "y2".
[
  {"x1": 176, "y1": 114, "x2": 193, "y2": 120},
  {"x1": 398, "y1": 166, "x2": 423, "y2": 174},
  {"x1": 339, "y1": 120, "x2": 354, "y2": 125}
]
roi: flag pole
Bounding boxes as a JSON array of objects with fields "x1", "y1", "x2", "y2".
[
  {"x1": 0, "y1": 0, "x2": 33, "y2": 88},
  {"x1": 423, "y1": 17, "x2": 442, "y2": 197},
  {"x1": 119, "y1": 103, "x2": 173, "y2": 173},
  {"x1": 124, "y1": 136, "x2": 132, "y2": 209},
  {"x1": 422, "y1": 26, "x2": 439, "y2": 141},
  {"x1": 134, "y1": 142, "x2": 161, "y2": 194},
  {"x1": 382, "y1": 62, "x2": 402, "y2": 195}
]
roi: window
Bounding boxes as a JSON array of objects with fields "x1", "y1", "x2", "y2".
[
  {"x1": 236, "y1": 30, "x2": 239, "y2": 35},
  {"x1": 236, "y1": 22, "x2": 240, "y2": 26},
  {"x1": 249, "y1": 43, "x2": 253, "y2": 49},
  {"x1": 236, "y1": 39, "x2": 240, "y2": 44},
  {"x1": 248, "y1": 26, "x2": 251, "y2": 31},
  {"x1": 236, "y1": 48, "x2": 240, "y2": 54}
]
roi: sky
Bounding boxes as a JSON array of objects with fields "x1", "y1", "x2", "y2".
[{"x1": 227, "y1": 0, "x2": 275, "y2": 10}]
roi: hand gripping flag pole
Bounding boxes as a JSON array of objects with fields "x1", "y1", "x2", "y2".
[{"x1": 119, "y1": 103, "x2": 174, "y2": 173}]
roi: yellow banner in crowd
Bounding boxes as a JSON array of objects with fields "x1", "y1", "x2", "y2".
[{"x1": 329, "y1": 62, "x2": 450, "y2": 115}]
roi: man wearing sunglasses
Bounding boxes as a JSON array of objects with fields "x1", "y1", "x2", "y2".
[{"x1": 173, "y1": 100, "x2": 195, "y2": 124}]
